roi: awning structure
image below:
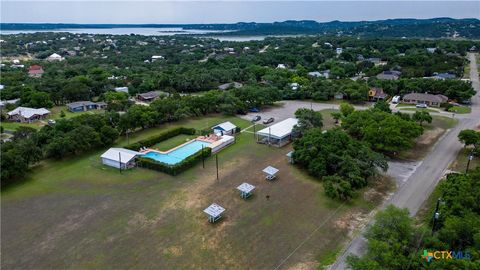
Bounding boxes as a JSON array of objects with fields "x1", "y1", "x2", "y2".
[
  {"x1": 203, "y1": 203, "x2": 225, "y2": 223},
  {"x1": 236, "y1": 183, "x2": 255, "y2": 199},
  {"x1": 263, "y1": 166, "x2": 279, "y2": 181}
]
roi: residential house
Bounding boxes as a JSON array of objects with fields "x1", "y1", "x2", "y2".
[
  {"x1": 47, "y1": 53, "x2": 64, "y2": 61},
  {"x1": 0, "y1": 85, "x2": 4, "y2": 90},
  {"x1": 212, "y1": 121, "x2": 237, "y2": 135},
  {"x1": 276, "y1": 64, "x2": 287, "y2": 69},
  {"x1": 28, "y1": 65, "x2": 44, "y2": 78},
  {"x1": 426, "y1": 47, "x2": 437, "y2": 54},
  {"x1": 334, "y1": 92, "x2": 345, "y2": 100},
  {"x1": 432, "y1": 73, "x2": 456, "y2": 80},
  {"x1": 114, "y1": 87, "x2": 129, "y2": 94},
  {"x1": 137, "y1": 91, "x2": 164, "y2": 102},
  {"x1": 290, "y1": 83, "x2": 299, "y2": 90},
  {"x1": 368, "y1": 87, "x2": 387, "y2": 101},
  {"x1": 0, "y1": 98, "x2": 20, "y2": 109},
  {"x1": 402, "y1": 93, "x2": 448, "y2": 107},
  {"x1": 376, "y1": 70, "x2": 401, "y2": 80},
  {"x1": 151, "y1": 55, "x2": 164, "y2": 62},
  {"x1": 336, "y1": 48, "x2": 343, "y2": 55},
  {"x1": 66, "y1": 101, "x2": 106, "y2": 112},
  {"x1": 7, "y1": 107, "x2": 50, "y2": 122},
  {"x1": 308, "y1": 70, "x2": 330, "y2": 79},
  {"x1": 218, "y1": 82, "x2": 243, "y2": 90}
]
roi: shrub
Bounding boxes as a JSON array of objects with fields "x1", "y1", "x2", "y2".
[
  {"x1": 137, "y1": 147, "x2": 212, "y2": 175},
  {"x1": 124, "y1": 127, "x2": 196, "y2": 150}
]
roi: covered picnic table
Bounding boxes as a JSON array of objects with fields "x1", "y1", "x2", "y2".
[
  {"x1": 236, "y1": 182, "x2": 255, "y2": 199},
  {"x1": 203, "y1": 203, "x2": 225, "y2": 223},
  {"x1": 263, "y1": 166, "x2": 279, "y2": 181}
]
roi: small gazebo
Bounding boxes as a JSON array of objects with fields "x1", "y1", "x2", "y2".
[
  {"x1": 236, "y1": 182, "x2": 255, "y2": 199},
  {"x1": 263, "y1": 166, "x2": 279, "y2": 181},
  {"x1": 203, "y1": 203, "x2": 225, "y2": 223}
]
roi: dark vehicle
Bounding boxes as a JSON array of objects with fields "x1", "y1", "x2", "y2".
[
  {"x1": 263, "y1": 117, "x2": 274, "y2": 124},
  {"x1": 252, "y1": 115, "x2": 261, "y2": 122},
  {"x1": 249, "y1": 107, "x2": 260, "y2": 113}
]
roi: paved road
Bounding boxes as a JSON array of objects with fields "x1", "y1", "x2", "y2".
[{"x1": 329, "y1": 52, "x2": 480, "y2": 270}]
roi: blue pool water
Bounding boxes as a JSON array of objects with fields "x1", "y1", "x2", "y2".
[{"x1": 142, "y1": 140, "x2": 211, "y2": 165}]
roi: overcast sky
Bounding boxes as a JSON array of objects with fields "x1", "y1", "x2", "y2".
[{"x1": 1, "y1": 1, "x2": 479, "y2": 24}]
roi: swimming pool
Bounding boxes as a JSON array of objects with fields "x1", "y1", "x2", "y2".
[{"x1": 142, "y1": 140, "x2": 211, "y2": 165}]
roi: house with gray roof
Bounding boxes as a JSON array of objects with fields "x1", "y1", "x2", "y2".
[
  {"x1": 376, "y1": 70, "x2": 401, "y2": 80},
  {"x1": 402, "y1": 93, "x2": 448, "y2": 107},
  {"x1": 66, "y1": 101, "x2": 107, "y2": 112}
]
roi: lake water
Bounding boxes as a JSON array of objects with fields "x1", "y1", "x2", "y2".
[{"x1": 0, "y1": 27, "x2": 273, "y2": 41}]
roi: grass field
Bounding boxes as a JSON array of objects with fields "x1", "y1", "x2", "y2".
[
  {"x1": 1, "y1": 114, "x2": 387, "y2": 269},
  {"x1": 152, "y1": 134, "x2": 195, "y2": 151},
  {"x1": 447, "y1": 106, "x2": 471, "y2": 114},
  {"x1": 400, "y1": 107, "x2": 439, "y2": 113}
]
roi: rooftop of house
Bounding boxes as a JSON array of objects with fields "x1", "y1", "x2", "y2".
[
  {"x1": 7, "y1": 107, "x2": 50, "y2": 118},
  {"x1": 403, "y1": 93, "x2": 448, "y2": 103}
]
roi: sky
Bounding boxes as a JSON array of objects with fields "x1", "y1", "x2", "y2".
[{"x1": 1, "y1": 1, "x2": 479, "y2": 24}]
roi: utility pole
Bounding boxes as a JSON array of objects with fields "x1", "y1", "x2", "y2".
[
  {"x1": 253, "y1": 122, "x2": 256, "y2": 140},
  {"x1": 215, "y1": 154, "x2": 219, "y2": 181},
  {"x1": 268, "y1": 127, "x2": 271, "y2": 147},
  {"x1": 119, "y1": 152, "x2": 122, "y2": 174},
  {"x1": 466, "y1": 151, "x2": 474, "y2": 173},
  {"x1": 202, "y1": 144, "x2": 205, "y2": 169},
  {"x1": 431, "y1": 198, "x2": 441, "y2": 235}
]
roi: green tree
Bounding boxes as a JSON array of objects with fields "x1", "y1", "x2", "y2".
[
  {"x1": 458, "y1": 129, "x2": 480, "y2": 149},
  {"x1": 340, "y1": 102, "x2": 355, "y2": 117},
  {"x1": 412, "y1": 111, "x2": 433, "y2": 126},
  {"x1": 323, "y1": 175, "x2": 354, "y2": 200},
  {"x1": 373, "y1": 100, "x2": 392, "y2": 113},
  {"x1": 292, "y1": 108, "x2": 323, "y2": 137}
]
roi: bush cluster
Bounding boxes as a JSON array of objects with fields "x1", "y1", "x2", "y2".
[{"x1": 124, "y1": 127, "x2": 196, "y2": 150}]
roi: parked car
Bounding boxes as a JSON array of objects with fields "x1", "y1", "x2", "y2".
[
  {"x1": 249, "y1": 107, "x2": 260, "y2": 113},
  {"x1": 392, "y1": 96, "x2": 400, "y2": 104},
  {"x1": 47, "y1": 119, "x2": 56, "y2": 125},
  {"x1": 252, "y1": 115, "x2": 261, "y2": 122},
  {"x1": 416, "y1": 103, "x2": 428, "y2": 108},
  {"x1": 263, "y1": 117, "x2": 274, "y2": 124}
]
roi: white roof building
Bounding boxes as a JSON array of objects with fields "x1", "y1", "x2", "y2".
[
  {"x1": 151, "y1": 55, "x2": 164, "y2": 61},
  {"x1": 114, "y1": 87, "x2": 129, "y2": 93},
  {"x1": 276, "y1": 64, "x2": 287, "y2": 69},
  {"x1": 212, "y1": 121, "x2": 237, "y2": 135},
  {"x1": 47, "y1": 53, "x2": 64, "y2": 61},
  {"x1": 257, "y1": 118, "x2": 298, "y2": 140},
  {"x1": 256, "y1": 118, "x2": 298, "y2": 147},
  {"x1": 101, "y1": 148, "x2": 141, "y2": 169},
  {"x1": 7, "y1": 107, "x2": 50, "y2": 119}
]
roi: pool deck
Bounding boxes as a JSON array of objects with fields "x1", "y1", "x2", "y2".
[{"x1": 140, "y1": 134, "x2": 234, "y2": 157}]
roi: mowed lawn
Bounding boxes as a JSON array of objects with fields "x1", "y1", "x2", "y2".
[{"x1": 2, "y1": 114, "x2": 381, "y2": 270}]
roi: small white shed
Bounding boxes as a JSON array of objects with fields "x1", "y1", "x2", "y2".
[
  {"x1": 212, "y1": 121, "x2": 237, "y2": 135},
  {"x1": 101, "y1": 148, "x2": 141, "y2": 169}
]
